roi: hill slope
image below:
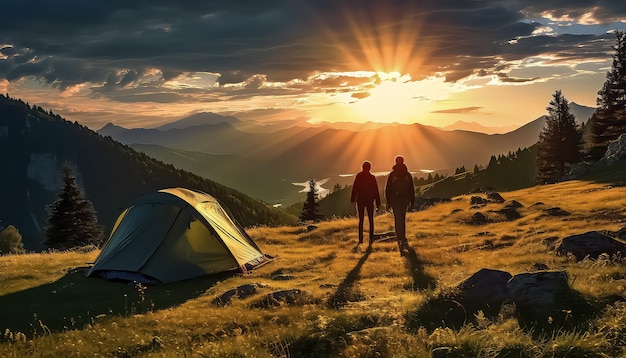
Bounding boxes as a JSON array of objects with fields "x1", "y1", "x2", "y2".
[
  {"x1": 0, "y1": 95, "x2": 296, "y2": 250},
  {"x1": 1, "y1": 171, "x2": 625, "y2": 357},
  {"x1": 99, "y1": 103, "x2": 595, "y2": 206},
  {"x1": 104, "y1": 118, "x2": 545, "y2": 205}
]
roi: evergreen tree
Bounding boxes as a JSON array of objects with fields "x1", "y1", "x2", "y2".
[
  {"x1": 587, "y1": 30, "x2": 626, "y2": 160},
  {"x1": 44, "y1": 164, "x2": 104, "y2": 250},
  {"x1": 536, "y1": 90, "x2": 583, "y2": 184},
  {"x1": 487, "y1": 155, "x2": 498, "y2": 170},
  {"x1": 299, "y1": 178, "x2": 324, "y2": 222},
  {"x1": 0, "y1": 225, "x2": 25, "y2": 255}
]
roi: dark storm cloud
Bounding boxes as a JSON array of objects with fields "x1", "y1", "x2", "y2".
[{"x1": 0, "y1": 0, "x2": 624, "y2": 102}]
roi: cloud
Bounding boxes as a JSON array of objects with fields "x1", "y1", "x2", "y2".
[
  {"x1": 0, "y1": 0, "x2": 623, "y2": 105},
  {"x1": 513, "y1": 1, "x2": 626, "y2": 24},
  {"x1": 351, "y1": 92, "x2": 371, "y2": 99},
  {"x1": 432, "y1": 106, "x2": 484, "y2": 114}
]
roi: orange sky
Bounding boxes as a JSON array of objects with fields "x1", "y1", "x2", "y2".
[{"x1": 0, "y1": 2, "x2": 623, "y2": 131}]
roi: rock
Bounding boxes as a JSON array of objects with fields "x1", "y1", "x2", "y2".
[
  {"x1": 496, "y1": 207, "x2": 522, "y2": 221},
  {"x1": 432, "y1": 347, "x2": 455, "y2": 358},
  {"x1": 543, "y1": 207, "x2": 570, "y2": 217},
  {"x1": 503, "y1": 200, "x2": 524, "y2": 209},
  {"x1": 557, "y1": 231, "x2": 626, "y2": 260},
  {"x1": 487, "y1": 192, "x2": 505, "y2": 203},
  {"x1": 271, "y1": 274, "x2": 296, "y2": 281},
  {"x1": 507, "y1": 271, "x2": 590, "y2": 329},
  {"x1": 530, "y1": 263, "x2": 549, "y2": 271},
  {"x1": 469, "y1": 212, "x2": 488, "y2": 225},
  {"x1": 319, "y1": 283, "x2": 337, "y2": 289},
  {"x1": 470, "y1": 196, "x2": 487, "y2": 205},
  {"x1": 410, "y1": 269, "x2": 511, "y2": 331},
  {"x1": 616, "y1": 226, "x2": 626, "y2": 240},
  {"x1": 248, "y1": 289, "x2": 314, "y2": 308},
  {"x1": 455, "y1": 268, "x2": 512, "y2": 318},
  {"x1": 602, "y1": 133, "x2": 626, "y2": 165},
  {"x1": 213, "y1": 284, "x2": 261, "y2": 306}
]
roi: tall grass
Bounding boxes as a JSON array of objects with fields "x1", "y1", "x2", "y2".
[{"x1": 0, "y1": 180, "x2": 625, "y2": 356}]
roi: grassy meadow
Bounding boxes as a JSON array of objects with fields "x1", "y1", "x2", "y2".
[{"x1": 1, "y1": 179, "x2": 626, "y2": 357}]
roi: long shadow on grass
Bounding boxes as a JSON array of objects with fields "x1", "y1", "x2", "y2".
[
  {"x1": 402, "y1": 245, "x2": 437, "y2": 291},
  {"x1": 326, "y1": 244, "x2": 372, "y2": 309},
  {"x1": 0, "y1": 267, "x2": 231, "y2": 337}
]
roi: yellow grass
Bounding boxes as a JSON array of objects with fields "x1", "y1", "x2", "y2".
[{"x1": 1, "y1": 180, "x2": 625, "y2": 357}]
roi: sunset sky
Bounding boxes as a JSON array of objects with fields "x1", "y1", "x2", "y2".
[{"x1": 1, "y1": 1, "x2": 625, "y2": 130}]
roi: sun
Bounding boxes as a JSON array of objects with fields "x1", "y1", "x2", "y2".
[
  {"x1": 307, "y1": 2, "x2": 447, "y2": 124},
  {"x1": 350, "y1": 73, "x2": 425, "y2": 123}
]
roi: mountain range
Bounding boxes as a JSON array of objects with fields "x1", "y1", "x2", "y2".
[
  {"x1": 98, "y1": 102, "x2": 595, "y2": 205},
  {"x1": 0, "y1": 95, "x2": 295, "y2": 251},
  {"x1": 1, "y1": 93, "x2": 595, "y2": 251}
]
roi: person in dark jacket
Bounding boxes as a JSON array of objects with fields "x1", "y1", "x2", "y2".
[
  {"x1": 351, "y1": 161, "x2": 381, "y2": 245},
  {"x1": 385, "y1": 155, "x2": 415, "y2": 255}
]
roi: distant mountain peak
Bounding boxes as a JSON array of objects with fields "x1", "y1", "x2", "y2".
[
  {"x1": 98, "y1": 122, "x2": 121, "y2": 130},
  {"x1": 157, "y1": 112, "x2": 240, "y2": 131},
  {"x1": 441, "y1": 120, "x2": 518, "y2": 134}
]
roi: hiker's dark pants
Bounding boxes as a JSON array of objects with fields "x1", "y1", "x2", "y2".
[
  {"x1": 391, "y1": 198, "x2": 410, "y2": 248},
  {"x1": 356, "y1": 201, "x2": 375, "y2": 243}
]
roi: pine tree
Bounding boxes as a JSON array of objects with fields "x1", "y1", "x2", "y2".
[
  {"x1": 536, "y1": 90, "x2": 583, "y2": 184},
  {"x1": 44, "y1": 164, "x2": 104, "y2": 250},
  {"x1": 299, "y1": 178, "x2": 324, "y2": 222},
  {"x1": 587, "y1": 30, "x2": 626, "y2": 160}
]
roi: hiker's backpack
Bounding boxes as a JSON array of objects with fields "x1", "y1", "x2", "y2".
[{"x1": 388, "y1": 172, "x2": 411, "y2": 199}]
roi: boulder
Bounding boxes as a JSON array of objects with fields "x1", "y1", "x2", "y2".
[
  {"x1": 503, "y1": 200, "x2": 523, "y2": 209},
  {"x1": 470, "y1": 196, "x2": 487, "y2": 205},
  {"x1": 616, "y1": 226, "x2": 626, "y2": 240},
  {"x1": 248, "y1": 289, "x2": 314, "y2": 308},
  {"x1": 557, "y1": 231, "x2": 626, "y2": 260},
  {"x1": 495, "y1": 207, "x2": 522, "y2": 221},
  {"x1": 455, "y1": 268, "x2": 512, "y2": 318},
  {"x1": 487, "y1": 192, "x2": 505, "y2": 203},
  {"x1": 602, "y1": 133, "x2": 626, "y2": 165},
  {"x1": 543, "y1": 207, "x2": 570, "y2": 217},
  {"x1": 507, "y1": 271, "x2": 590, "y2": 329},
  {"x1": 409, "y1": 269, "x2": 512, "y2": 331},
  {"x1": 213, "y1": 283, "x2": 261, "y2": 306},
  {"x1": 469, "y1": 212, "x2": 488, "y2": 225}
]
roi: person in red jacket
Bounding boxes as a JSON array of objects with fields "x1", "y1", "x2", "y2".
[
  {"x1": 385, "y1": 155, "x2": 415, "y2": 255},
  {"x1": 351, "y1": 161, "x2": 381, "y2": 245}
]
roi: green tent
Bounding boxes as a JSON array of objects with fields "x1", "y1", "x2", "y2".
[{"x1": 87, "y1": 188, "x2": 268, "y2": 283}]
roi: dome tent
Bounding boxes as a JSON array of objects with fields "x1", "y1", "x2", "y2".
[{"x1": 87, "y1": 188, "x2": 268, "y2": 283}]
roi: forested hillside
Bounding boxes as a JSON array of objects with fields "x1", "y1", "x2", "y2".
[{"x1": 0, "y1": 95, "x2": 296, "y2": 250}]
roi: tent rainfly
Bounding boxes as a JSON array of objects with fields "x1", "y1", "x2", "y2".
[{"x1": 87, "y1": 188, "x2": 269, "y2": 283}]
